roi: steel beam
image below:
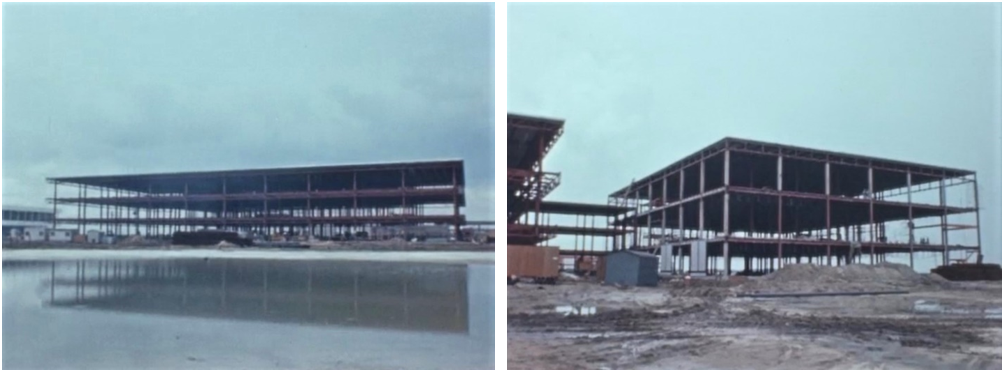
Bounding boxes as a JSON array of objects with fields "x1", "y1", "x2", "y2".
[{"x1": 725, "y1": 147, "x2": 960, "y2": 179}]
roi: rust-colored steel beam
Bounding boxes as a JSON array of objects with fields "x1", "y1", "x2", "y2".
[
  {"x1": 57, "y1": 214, "x2": 464, "y2": 226},
  {"x1": 53, "y1": 187, "x2": 459, "y2": 204}
]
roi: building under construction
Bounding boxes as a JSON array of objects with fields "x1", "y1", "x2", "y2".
[
  {"x1": 46, "y1": 160, "x2": 466, "y2": 240},
  {"x1": 507, "y1": 112, "x2": 983, "y2": 277},
  {"x1": 507, "y1": 113, "x2": 630, "y2": 259},
  {"x1": 610, "y1": 137, "x2": 982, "y2": 275}
]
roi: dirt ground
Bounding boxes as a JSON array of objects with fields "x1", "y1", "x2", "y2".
[{"x1": 508, "y1": 266, "x2": 1002, "y2": 370}]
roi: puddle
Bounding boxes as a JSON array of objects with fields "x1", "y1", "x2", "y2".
[
  {"x1": 3, "y1": 254, "x2": 494, "y2": 369},
  {"x1": 914, "y1": 300, "x2": 1001, "y2": 319},
  {"x1": 985, "y1": 309, "x2": 1002, "y2": 320},
  {"x1": 555, "y1": 305, "x2": 597, "y2": 316}
]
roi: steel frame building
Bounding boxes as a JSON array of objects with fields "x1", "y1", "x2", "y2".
[
  {"x1": 507, "y1": 113, "x2": 631, "y2": 251},
  {"x1": 47, "y1": 160, "x2": 466, "y2": 240},
  {"x1": 609, "y1": 137, "x2": 981, "y2": 275},
  {"x1": 507, "y1": 113, "x2": 565, "y2": 245}
]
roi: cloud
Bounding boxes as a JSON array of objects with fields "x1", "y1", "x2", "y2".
[{"x1": 2, "y1": 3, "x2": 495, "y2": 220}]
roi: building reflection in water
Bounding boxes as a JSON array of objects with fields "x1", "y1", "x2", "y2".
[{"x1": 43, "y1": 258, "x2": 469, "y2": 334}]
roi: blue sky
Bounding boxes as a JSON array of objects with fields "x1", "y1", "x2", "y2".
[{"x1": 509, "y1": 2, "x2": 1001, "y2": 265}]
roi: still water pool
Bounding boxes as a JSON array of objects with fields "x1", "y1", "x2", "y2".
[{"x1": 3, "y1": 250, "x2": 494, "y2": 369}]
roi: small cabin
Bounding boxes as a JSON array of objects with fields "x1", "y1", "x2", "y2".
[
  {"x1": 603, "y1": 250, "x2": 660, "y2": 287},
  {"x1": 86, "y1": 230, "x2": 103, "y2": 244},
  {"x1": 23, "y1": 227, "x2": 47, "y2": 242},
  {"x1": 46, "y1": 229, "x2": 76, "y2": 242}
]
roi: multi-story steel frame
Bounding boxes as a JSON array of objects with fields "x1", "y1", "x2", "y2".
[
  {"x1": 507, "y1": 113, "x2": 631, "y2": 249},
  {"x1": 609, "y1": 137, "x2": 981, "y2": 275},
  {"x1": 507, "y1": 113, "x2": 565, "y2": 245},
  {"x1": 47, "y1": 160, "x2": 466, "y2": 240}
]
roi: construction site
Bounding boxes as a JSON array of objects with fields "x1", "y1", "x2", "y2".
[
  {"x1": 36, "y1": 160, "x2": 491, "y2": 250},
  {"x1": 506, "y1": 113, "x2": 1001, "y2": 369}
]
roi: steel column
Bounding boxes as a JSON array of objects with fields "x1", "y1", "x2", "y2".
[
  {"x1": 723, "y1": 150, "x2": 730, "y2": 275},
  {"x1": 222, "y1": 178, "x2": 228, "y2": 231},
  {"x1": 629, "y1": 190, "x2": 638, "y2": 248},
  {"x1": 184, "y1": 183, "x2": 189, "y2": 232},
  {"x1": 453, "y1": 168, "x2": 461, "y2": 241},
  {"x1": 647, "y1": 182, "x2": 653, "y2": 247},
  {"x1": 82, "y1": 186, "x2": 88, "y2": 234},
  {"x1": 661, "y1": 176, "x2": 668, "y2": 245},
  {"x1": 972, "y1": 174, "x2": 982, "y2": 259},
  {"x1": 678, "y1": 170, "x2": 685, "y2": 242},
  {"x1": 534, "y1": 136, "x2": 544, "y2": 232},
  {"x1": 699, "y1": 158, "x2": 705, "y2": 239},
  {"x1": 868, "y1": 166, "x2": 875, "y2": 264},
  {"x1": 52, "y1": 182, "x2": 58, "y2": 229},
  {"x1": 939, "y1": 176, "x2": 948, "y2": 265},
  {"x1": 825, "y1": 161, "x2": 832, "y2": 265},
  {"x1": 907, "y1": 173, "x2": 914, "y2": 270},
  {"x1": 777, "y1": 155, "x2": 783, "y2": 266},
  {"x1": 263, "y1": 175, "x2": 269, "y2": 233}
]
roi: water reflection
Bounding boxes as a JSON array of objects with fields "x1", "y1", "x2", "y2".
[
  {"x1": 913, "y1": 300, "x2": 1001, "y2": 320},
  {"x1": 35, "y1": 259, "x2": 469, "y2": 334}
]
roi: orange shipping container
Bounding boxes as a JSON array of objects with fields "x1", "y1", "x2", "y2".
[{"x1": 507, "y1": 245, "x2": 560, "y2": 279}]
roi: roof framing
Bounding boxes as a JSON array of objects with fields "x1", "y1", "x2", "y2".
[{"x1": 611, "y1": 137, "x2": 975, "y2": 197}]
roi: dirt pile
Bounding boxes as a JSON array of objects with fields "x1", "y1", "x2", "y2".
[
  {"x1": 114, "y1": 235, "x2": 165, "y2": 247},
  {"x1": 741, "y1": 263, "x2": 945, "y2": 293}
]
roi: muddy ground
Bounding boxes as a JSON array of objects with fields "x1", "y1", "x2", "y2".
[{"x1": 508, "y1": 276, "x2": 1002, "y2": 369}]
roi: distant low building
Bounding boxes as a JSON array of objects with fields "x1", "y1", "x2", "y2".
[{"x1": 3, "y1": 205, "x2": 54, "y2": 240}]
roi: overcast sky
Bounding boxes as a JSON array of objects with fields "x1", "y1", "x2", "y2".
[
  {"x1": 2, "y1": 3, "x2": 494, "y2": 219},
  {"x1": 509, "y1": 3, "x2": 1001, "y2": 265}
]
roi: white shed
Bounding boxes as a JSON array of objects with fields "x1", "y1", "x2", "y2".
[
  {"x1": 23, "y1": 227, "x2": 47, "y2": 242},
  {"x1": 86, "y1": 230, "x2": 103, "y2": 244},
  {"x1": 47, "y1": 229, "x2": 75, "y2": 243}
]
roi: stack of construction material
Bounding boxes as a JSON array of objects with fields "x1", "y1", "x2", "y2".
[
  {"x1": 172, "y1": 231, "x2": 252, "y2": 247},
  {"x1": 931, "y1": 263, "x2": 1002, "y2": 282},
  {"x1": 508, "y1": 245, "x2": 560, "y2": 284}
]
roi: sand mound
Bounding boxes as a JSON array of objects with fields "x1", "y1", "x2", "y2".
[
  {"x1": 742, "y1": 263, "x2": 945, "y2": 294},
  {"x1": 115, "y1": 235, "x2": 149, "y2": 247}
]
